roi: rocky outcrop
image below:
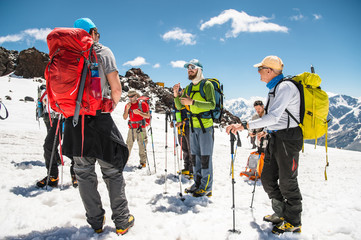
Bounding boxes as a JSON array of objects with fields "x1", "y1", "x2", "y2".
[
  {"x1": 0, "y1": 47, "x2": 18, "y2": 76},
  {"x1": 14, "y1": 47, "x2": 49, "y2": 78}
]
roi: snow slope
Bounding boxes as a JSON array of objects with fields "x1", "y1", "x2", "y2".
[{"x1": 1, "y1": 76, "x2": 361, "y2": 240}]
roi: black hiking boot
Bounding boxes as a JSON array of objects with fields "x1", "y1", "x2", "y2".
[
  {"x1": 71, "y1": 175, "x2": 78, "y2": 188},
  {"x1": 94, "y1": 216, "x2": 106, "y2": 234},
  {"x1": 272, "y1": 221, "x2": 301, "y2": 235},
  {"x1": 184, "y1": 184, "x2": 198, "y2": 194},
  {"x1": 36, "y1": 176, "x2": 59, "y2": 188},
  {"x1": 116, "y1": 214, "x2": 135, "y2": 235},
  {"x1": 263, "y1": 213, "x2": 284, "y2": 225}
]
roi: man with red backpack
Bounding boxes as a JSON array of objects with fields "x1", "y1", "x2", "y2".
[
  {"x1": 56, "y1": 18, "x2": 134, "y2": 235},
  {"x1": 123, "y1": 90, "x2": 150, "y2": 169}
]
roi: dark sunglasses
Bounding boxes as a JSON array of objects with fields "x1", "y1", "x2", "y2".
[{"x1": 128, "y1": 95, "x2": 137, "y2": 98}]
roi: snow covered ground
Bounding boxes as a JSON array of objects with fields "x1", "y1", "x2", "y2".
[{"x1": 1, "y1": 75, "x2": 361, "y2": 240}]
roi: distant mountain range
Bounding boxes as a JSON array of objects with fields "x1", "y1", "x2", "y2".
[{"x1": 224, "y1": 94, "x2": 361, "y2": 152}]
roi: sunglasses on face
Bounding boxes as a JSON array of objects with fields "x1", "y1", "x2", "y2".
[
  {"x1": 187, "y1": 65, "x2": 197, "y2": 70},
  {"x1": 258, "y1": 66, "x2": 270, "y2": 71},
  {"x1": 128, "y1": 95, "x2": 137, "y2": 99}
]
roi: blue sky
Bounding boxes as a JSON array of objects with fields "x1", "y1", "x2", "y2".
[{"x1": 1, "y1": 0, "x2": 360, "y2": 100}]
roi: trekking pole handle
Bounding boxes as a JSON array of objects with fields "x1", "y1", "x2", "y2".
[
  {"x1": 236, "y1": 132, "x2": 242, "y2": 147},
  {"x1": 230, "y1": 133, "x2": 236, "y2": 154},
  {"x1": 165, "y1": 111, "x2": 170, "y2": 132}
]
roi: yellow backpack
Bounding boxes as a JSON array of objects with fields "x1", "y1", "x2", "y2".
[{"x1": 277, "y1": 72, "x2": 330, "y2": 180}]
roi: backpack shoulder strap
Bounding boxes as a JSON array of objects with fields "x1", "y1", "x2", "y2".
[
  {"x1": 186, "y1": 83, "x2": 194, "y2": 97},
  {"x1": 199, "y1": 79, "x2": 207, "y2": 100},
  {"x1": 138, "y1": 99, "x2": 142, "y2": 111},
  {"x1": 269, "y1": 76, "x2": 303, "y2": 125}
]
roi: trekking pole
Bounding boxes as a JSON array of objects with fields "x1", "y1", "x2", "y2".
[
  {"x1": 229, "y1": 132, "x2": 242, "y2": 176},
  {"x1": 138, "y1": 124, "x2": 151, "y2": 175},
  {"x1": 164, "y1": 111, "x2": 170, "y2": 194},
  {"x1": 250, "y1": 138, "x2": 263, "y2": 208},
  {"x1": 173, "y1": 117, "x2": 184, "y2": 200},
  {"x1": 58, "y1": 118, "x2": 65, "y2": 190},
  {"x1": 179, "y1": 124, "x2": 184, "y2": 174},
  {"x1": 250, "y1": 172, "x2": 258, "y2": 208},
  {"x1": 229, "y1": 133, "x2": 241, "y2": 234},
  {"x1": 172, "y1": 111, "x2": 177, "y2": 176},
  {"x1": 148, "y1": 111, "x2": 157, "y2": 173},
  {"x1": 46, "y1": 116, "x2": 62, "y2": 190}
]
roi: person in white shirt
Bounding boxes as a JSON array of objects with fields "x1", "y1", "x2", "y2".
[{"x1": 226, "y1": 56, "x2": 303, "y2": 234}]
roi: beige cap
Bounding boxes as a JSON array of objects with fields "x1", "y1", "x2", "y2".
[
  {"x1": 253, "y1": 56, "x2": 284, "y2": 71},
  {"x1": 127, "y1": 90, "x2": 139, "y2": 97}
]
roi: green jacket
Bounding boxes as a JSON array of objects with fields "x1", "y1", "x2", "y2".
[{"x1": 174, "y1": 80, "x2": 216, "y2": 129}]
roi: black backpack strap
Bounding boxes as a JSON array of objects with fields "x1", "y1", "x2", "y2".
[{"x1": 266, "y1": 77, "x2": 302, "y2": 126}]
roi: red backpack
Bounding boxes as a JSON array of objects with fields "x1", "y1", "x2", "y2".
[
  {"x1": 128, "y1": 96, "x2": 151, "y2": 128},
  {"x1": 45, "y1": 28, "x2": 106, "y2": 126},
  {"x1": 138, "y1": 96, "x2": 151, "y2": 127}
]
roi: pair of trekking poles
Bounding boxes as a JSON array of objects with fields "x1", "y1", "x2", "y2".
[
  {"x1": 228, "y1": 124, "x2": 260, "y2": 235},
  {"x1": 134, "y1": 117, "x2": 157, "y2": 175},
  {"x1": 164, "y1": 110, "x2": 185, "y2": 200}
]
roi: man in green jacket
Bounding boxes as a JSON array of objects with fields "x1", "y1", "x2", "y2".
[{"x1": 173, "y1": 59, "x2": 216, "y2": 197}]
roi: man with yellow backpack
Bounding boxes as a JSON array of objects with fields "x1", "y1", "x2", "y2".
[
  {"x1": 227, "y1": 56, "x2": 329, "y2": 235},
  {"x1": 227, "y1": 56, "x2": 304, "y2": 235}
]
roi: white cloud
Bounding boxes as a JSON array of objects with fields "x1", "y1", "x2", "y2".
[
  {"x1": 313, "y1": 14, "x2": 322, "y2": 20},
  {"x1": 290, "y1": 14, "x2": 304, "y2": 21},
  {"x1": 290, "y1": 8, "x2": 305, "y2": 21},
  {"x1": 170, "y1": 60, "x2": 187, "y2": 68},
  {"x1": 0, "y1": 34, "x2": 23, "y2": 45},
  {"x1": 23, "y1": 28, "x2": 52, "y2": 41},
  {"x1": 0, "y1": 28, "x2": 52, "y2": 45},
  {"x1": 123, "y1": 57, "x2": 148, "y2": 67},
  {"x1": 162, "y1": 28, "x2": 196, "y2": 45},
  {"x1": 153, "y1": 63, "x2": 160, "y2": 68},
  {"x1": 200, "y1": 9, "x2": 288, "y2": 38}
]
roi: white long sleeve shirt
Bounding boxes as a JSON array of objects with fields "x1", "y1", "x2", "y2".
[{"x1": 249, "y1": 81, "x2": 300, "y2": 131}]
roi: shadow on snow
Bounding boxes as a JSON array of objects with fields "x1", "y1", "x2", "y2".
[
  {"x1": 4, "y1": 225, "x2": 116, "y2": 240},
  {"x1": 11, "y1": 160, "x2": 45, "y2": 169},
  {"x1": 148, "y1": 193, "x2": 211, "y2": 214},
  {"x1": 154, "y1": 173, "x2": 191, "y2": 185},
  {"x1": 10, "y1": 184, "x2": 72, "y2": 198}
]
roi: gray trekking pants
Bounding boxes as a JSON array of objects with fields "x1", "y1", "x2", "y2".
[
  {"x1": 190, "y1": 126, "x2": 214, "y2": 191},
  {"x1": 73, "y1": 156, "x2": 130, "y2": 230}
]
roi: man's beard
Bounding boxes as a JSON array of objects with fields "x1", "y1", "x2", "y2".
[{"x1": 188, "y1": 71, "x2": 197, "y2": 80}]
